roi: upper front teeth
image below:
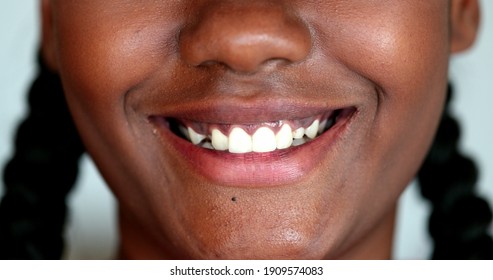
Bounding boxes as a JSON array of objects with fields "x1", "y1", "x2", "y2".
[
  {"x1": 276, "y1": 124, "x2": 293, "y2": 149},
  {"x1": 182, "y1": 118, "x2": 329, "y2": 154},
  {"x1": 252, "y1": 127, "x2": 277, "y2": 153},
  {"x1": 229, "y1": 127, "x2": 253, "y2": 153}
]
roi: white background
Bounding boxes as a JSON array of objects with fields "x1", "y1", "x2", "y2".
[{"x1": 1, "y1": 1, "x2": 492, "y2": 259}]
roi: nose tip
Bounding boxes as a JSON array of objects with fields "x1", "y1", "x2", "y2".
[{"x1": 179, "y1": 2, "x2": 312, "y2": 73}]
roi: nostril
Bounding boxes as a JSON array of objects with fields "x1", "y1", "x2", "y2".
[{"x1": 179, "y1": 2, "x2": 312, "y2": 73}]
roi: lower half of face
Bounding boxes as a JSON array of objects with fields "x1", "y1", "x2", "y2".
[{"x1": 51, "y1": 0, "x2": 451, "y2": 259}]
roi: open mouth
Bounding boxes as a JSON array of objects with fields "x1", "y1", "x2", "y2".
[
  {"x1": 148, "y1": 106, "x2": 357, "y2": 186},
  {"x1": 166, "y1": 108, "x2": 353, "y2": 154}
]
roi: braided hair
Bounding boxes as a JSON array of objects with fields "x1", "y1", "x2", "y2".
[
  {"x1": 0, "y1": 54, "x2": 85, "y2": 259},
  {"x1": 417, "y1": 84, "x2": 493, "y2": 259},
  {"x1": 0, "y1": 55, "x2": 491, "y2": 259}
]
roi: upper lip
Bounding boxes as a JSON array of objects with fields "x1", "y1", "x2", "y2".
[
  {"x1": 145, "y1": 97, "x2": 356, "y2": 124},
  {"x1": 129, "y1": 72, "x2": 372, "y2": 124}
]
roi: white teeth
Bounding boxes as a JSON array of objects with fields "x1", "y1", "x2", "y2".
[
  {"x1": 181, "y1": 115, "x2": 336, "y2": 153},
  {"x1": 305, "y1": 119, "x2": 319, "y2": 139},
  {"x1": 276, "y1": 124, "x2": 293, "y2": 150},
  {"x1": 211, "y1": 129, "x2": 228, "y2": 151},
  {"x1": 228, "y1": 127, "x2": 253, "y2": 153},
  {"x1": 201, "y1": 142, "x2": 214, "y2": 149},
  {"x1": 252, "y1": 127, "x2": 277, "y2": 153},
  {"x1": 293, "y1": 127, "x2": 305, "y2": 139},
  {"x1": 188, "y1": 127, "x2": 206, "y2": 145},
  {"x1": 180, "y1": 126, "x2": 190, "y2": 140}
]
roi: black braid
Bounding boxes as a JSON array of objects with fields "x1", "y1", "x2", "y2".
[
  {"x1": 0, "y1": 53, "x2": 85, "y2": 259},
  {"x1": 418, "y1": 83, "x2": 493, "y2": 259}
]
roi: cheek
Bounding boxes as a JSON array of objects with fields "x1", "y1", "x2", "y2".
[
  {"x1": 52, "y1": 2, "x2": 184, "y2": 117},
  {"x1": 339, "y1": 6, "x2": 450, "y2": 97},
  {"x1": 312, "y1": 3, "x2": 451, "y2": 156},
  {"x1": 50, "y1": 6, "x2": 183, "y2": 206},
  {"x1": 52, "y1": 4, "x2": 181, "y2": 157},
  {"x1": 344, "y1": 6, "x2": 450, "y2": 203},
  {"x1": 359, "y1": 10, "x2": 450, "y2": 172},
  {"x1": 55, "y1": 22, "x2": 169, "y2": 112},
  {"x1": 310, "y1": 2, "x2": 451, "y2": 227}
]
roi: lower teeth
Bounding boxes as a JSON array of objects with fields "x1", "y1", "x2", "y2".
[
  {"x1": 292, "y1": 138, "x2": 307, "y2": 147},
  {"x1": 201, "y1": 142, "x2": 214, "y2": 149}
]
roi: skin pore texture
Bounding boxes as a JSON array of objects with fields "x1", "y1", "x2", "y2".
[{"x1": 41, "y1": 0, "x2": 479, "y2": 259}]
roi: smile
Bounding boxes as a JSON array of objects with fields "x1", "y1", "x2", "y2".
[
  {"x1": 149, "y1": 105, "x2": 357, "y2": 187},
  {"x1": 168, "y1": 110, "x2": 340, "y2": 154}
]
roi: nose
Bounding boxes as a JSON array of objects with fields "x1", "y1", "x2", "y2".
[{"x1": 179, "y1": 1, "x2": 312, "y2": 73}]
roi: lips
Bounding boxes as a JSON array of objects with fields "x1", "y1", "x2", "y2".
[{"x1": 149, "y1": 105, "x2": 357, "y2": 187}]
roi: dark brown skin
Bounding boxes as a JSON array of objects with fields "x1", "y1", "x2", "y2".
[{"x1": 41, "y1": 0, "x2": 479, "y2": 259}]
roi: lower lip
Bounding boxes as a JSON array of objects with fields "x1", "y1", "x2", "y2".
[{"x1": 152, "y1": 108, "x2": 356, "y2": 187}]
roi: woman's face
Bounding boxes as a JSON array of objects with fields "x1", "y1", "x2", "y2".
[{"x1": 42, "y1": 0, "x2": 478, "y2": 259}]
